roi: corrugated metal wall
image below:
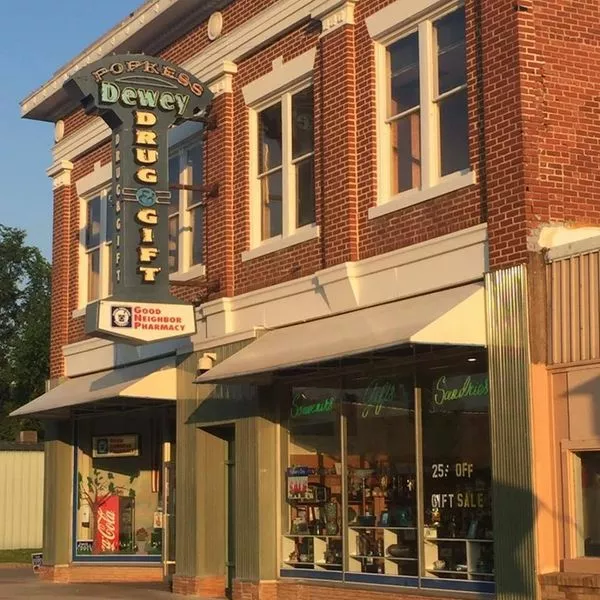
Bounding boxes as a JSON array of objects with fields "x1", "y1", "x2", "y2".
[
  {"x1": 548, "y1": 251, "x2": 600, "y2": 364},
  {"x1": 485, "y1": 265, "x2": 537, "y2": 600},
  {"x1": 0, "y1": 450, "x2": 44, "y2": 549}
]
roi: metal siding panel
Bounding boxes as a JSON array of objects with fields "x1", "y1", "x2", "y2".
[
  {"x1": 570, "y1": 256, "x2": 580, "y2": 362},
  {"x1": 551, "y1": 261, "x2": 562, "y2": 364},
  {"x1": 548, "y1": 251, "x2": 600, "y2": 365},
  {"x1": 560, "y1": 258, "x2": 571, "y2": 363},
  {"x1": 0, "y1": 452, "x2": 44, "y2": 550},
  {"x1": 235, "y1": 417, "x2": 259, "y2": 579},
  {"x1": 176, "y1": 339, "x2": 256, "y2": 580},
  {"x1": 593, "y1": 253, "x2": 600, "y2": 359},
  {"x1": 580, "y1": 254, "x2": 590, "y2": 361},
  {"x1": 485, "y1": 266, "x2": 536, "y2": 600}
]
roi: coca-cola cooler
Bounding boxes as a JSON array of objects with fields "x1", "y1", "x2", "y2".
[
  {"x1": 94, "y1": 495, "x2": 135, "y2": 553},
  {"x1": 119, "y1": 496, "x2": 135, "y2": 549}
]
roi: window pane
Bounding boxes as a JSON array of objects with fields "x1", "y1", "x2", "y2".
[
  {"x1": 439, "y1": 88, "x2": 469, "y2": 176},
  {"x1": 421, "y1": 370, "x2": 494, "y2": 581},
  {"x1": 435, "y1": 7, "x2": 466, "y2": 95},
  {"x1": 168, "y1": 215, "x2": 179, "y2": 273},
  {"x1": 292, "y1": 87, "x2": 314, "y2": 159},
  {"x1": 283, "y1": 385, "x2": 342, "y2": 572},
  {"x1": 258, "y1": 103, "x2": 282, "y2": 174},
  {"x1": 87, "y1": 250, "x2": 100, "y2": 302},
  {"x1": 191, "y1": 206, "x2": 204, "y2": 266},
  {"x1": 169, "y1": 156, "x2": 180, "y2": 216},
  {"x1": 388, "y1": 33, "x2": 420, "y2": 117},
  {"x1": 391, "y1": 111, "x2": 421, "y2": 193},
  {"x1": 86, "y1": 197, "x2": 101, "y2": 249},
  {"x1": 261, "y1": 169, "x2": 282, "y2": 240},
  {"x1": 579, "y1": 452, "x2": 600, "y2": 557},
  {"x1": 296, "y1": 157, "x2": 315, "y2": 228},
  {"x1": 75, "y1": 417, "x2": 162, "y2": 558},
  {"x1": 345, "y1": 374, "x2": 417, "y2": 577},
  {"x1": 187, "y1": 144, "x2": 203, "y2": 207}
]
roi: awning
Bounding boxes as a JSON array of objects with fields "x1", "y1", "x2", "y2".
[
  {"x1": 11, "y1": 356, "x2": 177, "y2": 418},
  {"x1": 195, "y1": 283, "x2": 485, "y2": 384}
]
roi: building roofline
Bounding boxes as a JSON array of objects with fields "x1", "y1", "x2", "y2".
[{"x1": 21, "y1": 0, "x2": 232, "y2": 122}]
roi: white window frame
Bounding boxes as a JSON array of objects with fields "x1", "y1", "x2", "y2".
[
  {"x1": 242, "y1": 49, "x2": 320, "y2": 262},
  {"x1": 367, "y1": 0, "x2": 476, "y2": 220},
  {"x1": 169, "y1": 126, "x2": 206, "y2": 282},
  {"x1": 78, "y1": 188, "x2": 112, "y2": 311}
]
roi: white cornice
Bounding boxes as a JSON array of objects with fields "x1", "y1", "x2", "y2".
[
  {"x1": 209, "y1": 61, "x2": 238, "y2": 97},
  {"x1": 318, "y1": 0, "x2": 356, "y2": 36},
  {"x1": 49, "y1": 0, "x2": 356, "y2": 162},
  {"x1": 22, "y1": 0, "x2": 177, "y2": 116},
  {"x1": 47, "y1": 160, "x2": 74, "y2": 189}
]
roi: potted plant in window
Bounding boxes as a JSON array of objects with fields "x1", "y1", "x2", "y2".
[{"x1": 135, "y1": 527, "x2": 149, "y2": 554}]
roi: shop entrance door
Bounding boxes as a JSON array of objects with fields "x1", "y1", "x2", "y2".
[
  {"x1": 225, "y1": 433, "x2": 236, "y2": 599},
  {"x1": 163, "y1": 441, "x2": 176, "y2": 578}
]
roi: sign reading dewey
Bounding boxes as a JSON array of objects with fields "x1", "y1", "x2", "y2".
[{"x1": 64, "y1": 56, "x2": 213, "y2": 343}]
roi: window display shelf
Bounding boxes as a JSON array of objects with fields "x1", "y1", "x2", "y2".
[
  {"x1": 424, "y1": 531, "x2": 494, "y2": 582},
  {"x1": 350, "y1": 526, "x2": 416, "y2": 531},
  {"x1": 425, "y1": 537, "x2": 493, "y2": 542}
]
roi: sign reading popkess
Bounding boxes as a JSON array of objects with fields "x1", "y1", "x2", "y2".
[{"x1": 64, "y1": 55, "x2": 213, "y2": 343}]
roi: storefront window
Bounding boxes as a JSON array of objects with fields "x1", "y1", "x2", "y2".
[
  {"x1": 421, "y1": 371, "x2": 494, "y2": 582},
  {"x1": 345, "y1": 374, "x2": 417, "y2": 578},
  {"x1": 579, "y1": 451, "x2": 600, "y2": 557},
  {"x1": 74, "y1": 416, "x2": 164, "y2": 559},
  {"x1": 280, "y1": 357, "x2": 493, "y2": 592},
  {"x1": 282, "y1": 385, "x2": 343, "y2": 572}
]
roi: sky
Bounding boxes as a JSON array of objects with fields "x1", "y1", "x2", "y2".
[{"x1": 0, "y1": 0, "x2": 142, "y2": 260}]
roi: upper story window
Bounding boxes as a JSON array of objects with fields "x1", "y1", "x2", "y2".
[
  {"x1": 367, "y1": 2, "x2": 474, "y2": 218},
  {"x1": 257, "y1": 86, "x2": 315, "y2": 241},
  {"x1": 168, "y1": 140, "x2": 204, "y2": 274},
  {"x1": 242, "y1": 49, "x2": 319, "y2": 262},
  {"x1": 84, "y1": 190, "x2": 112, "y2": 303}
]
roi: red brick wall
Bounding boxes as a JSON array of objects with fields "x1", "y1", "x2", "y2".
[
  {"x1": 523, "y1": 0, "x2": 600, "y2": 239},
  {"x1": 172, "y1": 574, "x2": 226, "y2": 596},
  {"x1": 51, "y1": 0, "x2": 600, "y2": 362},
  {"x1": 49, "y1": 182, "x2": 72, "y2": 379},
  {"x1": 205, "y1": 93, "x2": 235, "y2": 298},
  {"x1": 39, "y1": 564, "x2": 163, "y2": 583},
  {"x1": 234, "y1": 579, "x2": 460, "y2": 600},
  {"x1": 540, "y1": 572, "x2": 600, "y2": 600}
]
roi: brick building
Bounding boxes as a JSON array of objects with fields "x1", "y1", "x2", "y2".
[{"x1": 12, "y1": 0, "x2": 600, "y2": 599}]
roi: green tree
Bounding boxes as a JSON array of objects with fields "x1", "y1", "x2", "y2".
[{"x1": 0, "y1": 226, "x2": 51, "y2": 440}]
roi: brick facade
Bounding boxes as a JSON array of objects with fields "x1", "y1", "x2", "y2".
[
  {"x1": 540, "y1": 572, "x2": 600, "y2": 600},
  {"x1": 38, "y1": 0, "x2": 600, "y2": 594},
  {"x1": 233, "y1": 579, "x2": 462, "y2": 600},
  {"x1": 39, "y1": 564, "x2": 164, "y2": 584},
  {"x1": 172, "y1": 574, "x2": 226, "y2": 596}
]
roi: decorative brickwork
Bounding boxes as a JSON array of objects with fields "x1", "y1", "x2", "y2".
[
  {"x1": 39, "y1": 564, "x2": 163, "y2": 583},
  {"x1": 233, "y1": 579, "x2": 461, "y2": 600},
  {"x1": 172, "y1": 574, "x2": 226, "y2": 596},
  {"x1": 540, "y1": 572, "x2": 600, "y2": 600}
]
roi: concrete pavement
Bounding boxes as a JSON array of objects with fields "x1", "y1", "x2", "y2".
[{"x1": 0, "y1": 567, "x2": 190, "y2": 599}]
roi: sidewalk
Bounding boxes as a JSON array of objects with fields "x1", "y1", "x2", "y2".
[{"x1": 0, "y1": 567, "x2": 189, "y2": 599}]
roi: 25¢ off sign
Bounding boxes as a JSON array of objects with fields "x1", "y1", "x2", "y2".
[{"x1": 96, "y1": 300, "x2": 196, "y2": 342}]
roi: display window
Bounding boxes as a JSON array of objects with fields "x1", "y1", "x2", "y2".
[
  {"x1": 280, "y1": 355, "x2": 493, "y2": 592},
  {"x1": 74, "y1": 415, "x2": 164, "y2": 560}
]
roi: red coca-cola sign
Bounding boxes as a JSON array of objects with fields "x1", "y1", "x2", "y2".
[{"x1": 94, "y1": 495, "x2": 120, "y2": 553}]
